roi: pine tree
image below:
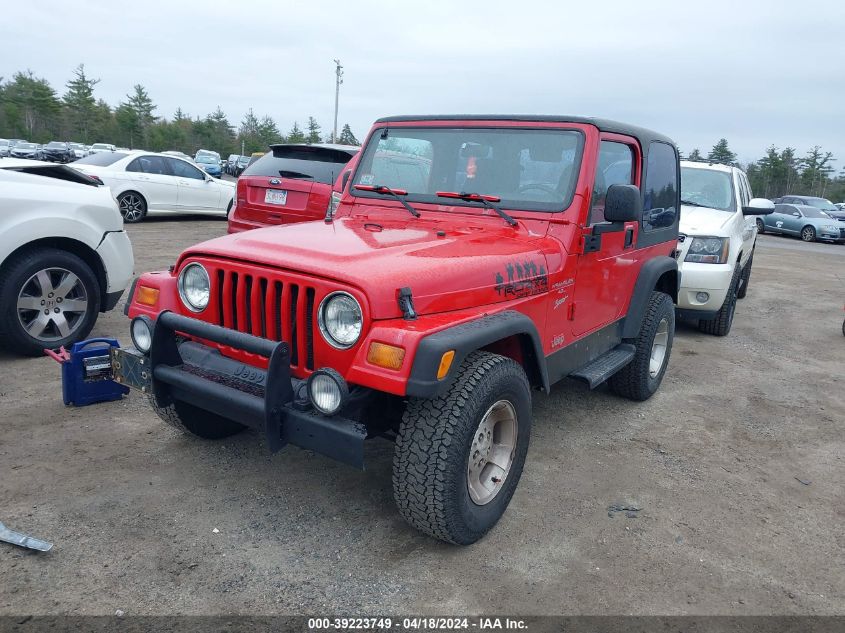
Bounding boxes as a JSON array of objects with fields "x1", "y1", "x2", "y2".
[
  {"x1": 688, "y1": 148, "x2": 702, "y2": 160},
  {"x1": 119, "y1": 84, "x2": 156, "y2": 148},
  {"x1": 306, "y1": 116, "x2": 321, "y2": 144},
  {"x1": 338, "y1": 123, "x2": 359, "y2": 146},
  {"x1": 707, "y1": 139, "x2": 736, "y2": 166},
  {"x1": 287, "y1": 121, "x2": 305, "y2": 143},
  {"x1": 63, "y1": 64, "x2": 99, "y2": 143}
]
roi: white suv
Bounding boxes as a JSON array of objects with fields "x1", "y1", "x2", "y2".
[
  {"x1": 0, "y1": 160, "x2": 134, "y2": 355},
  {"x1": 676, "y1": 160, "x2": 774, "y2": 336}
]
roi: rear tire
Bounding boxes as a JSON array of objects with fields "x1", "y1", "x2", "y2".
[
  {"x1": 392, "y1": 351, "x2": 532, "y2": 545},
  {"x1": 150, "y1": 396, "x2": 245, "y2": 439},
  {"x1": 118, "y1": 191, "x2": 147, "y2": 223},
  {"x1": 608, "y1": 291, "x2": 674, "y2": 401},
  {"x1": 699, "y1": 265, "x2": 740, "y2": 336},
  {"x1": 801, "y1": 225, "x2": 816, "y2": 242},
  {"x1": 736, "y1": 253, "x2": 753, "y2": 299}
]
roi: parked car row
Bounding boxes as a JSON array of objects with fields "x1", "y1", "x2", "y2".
[{"x1": 0, "y1": 139, "x2": 123, "y2": 162}]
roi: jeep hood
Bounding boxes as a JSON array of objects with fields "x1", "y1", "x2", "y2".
[
  {"x1": 680, "y1": 205, "x2": 734, "y2": 235},
  {"x1": 182, "y1": 215, "x2": 552, "y2": 319}
]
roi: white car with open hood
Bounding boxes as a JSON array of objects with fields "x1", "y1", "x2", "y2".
[
  {"x1": 676, "y1": 160, "x2": 774, "y2": 336},
  {"x1": 0, "y1": 159, "x2": 134, "y2": 355},
  {"x1": 72, "y1": 150, "x2": 235, "y2": 222}
]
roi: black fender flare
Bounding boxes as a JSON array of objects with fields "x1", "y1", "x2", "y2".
[
  {"x1": 621, "y1": 256, "x2": 679, "y2": 339},
  {"x1": 405, "y1": 310, "x2": 548, "y2": 398}
]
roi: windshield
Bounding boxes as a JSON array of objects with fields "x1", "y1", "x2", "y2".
[
  {"x1": 69, "y1": 143, "x2": 83, "y2": 149},
  {"x1": 91, "y1": 144, "x2": 110, "y2": 149},
  {"x1": 17, "y1": 143, "x2": 36, "y2": 149},
  {"x1": 680, "y1": 167, "x2": 735, "y2": 212},
  {"x1": 74, "y1": 152, "x2": 128, "y2": 166},
  {"x1": 351, "y1": 127, "x2": 584, "y2": 212},
  {"x1": 196, "y1": 155, "x2": 216, "y2": 164},
  {"x1": 46, "y1": 142, "x2": 66, "y2": 148},
  {"x1": 804, "y1": 197, "x2": 837, "y2": 212}
]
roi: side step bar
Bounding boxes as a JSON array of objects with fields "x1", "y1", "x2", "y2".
[{"x1": 569, "y1": 344, "x2": 636, "y2": 389}]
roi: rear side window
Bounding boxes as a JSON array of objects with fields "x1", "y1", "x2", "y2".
[
  {"x1": 127, "y1": 156, "x2": 170, "y2": 175},
  {"x1": 244, "y1": 146, "x2": 355, "y2": 185},
  {"x1": 642, "y1": 142, "x2": 678, "y2": 231},
  {"x1": 73, "y1": 152, "x2": 128, "y2": 167}
]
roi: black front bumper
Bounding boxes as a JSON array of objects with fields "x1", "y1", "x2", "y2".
[{"x1": 113, "y1": 311, "x2": 368, "y2": 468}]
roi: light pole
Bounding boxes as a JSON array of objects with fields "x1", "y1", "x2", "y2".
[{"x1": 333, "y1": 59, "x2": 343, "y2": 143}]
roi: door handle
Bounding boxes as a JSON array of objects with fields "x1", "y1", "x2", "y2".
[{"x1": 624, "y1": 226, "x2": 634, "y2": 248}]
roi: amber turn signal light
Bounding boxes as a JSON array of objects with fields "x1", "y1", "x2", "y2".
[
  {"x1": 136, "y1": 286, "x2": 160, "y2": 306},
  {"x1": 367, "y1": 342, "x2": 405, "y2": 370},
  {"x1": 437, "y1": 350, "x2": 455, "y2": 380}
]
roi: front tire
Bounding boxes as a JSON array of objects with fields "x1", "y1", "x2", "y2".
[
  {"x1": 150, "y1": 396, "x2": 245, "y2": 439},
  {"x1": 0, "y1": 248, "x2": 100, "y2": 356},
  {"x1": 755, "y1": 218, "x2": 765, "y2": 234},
  {"x1": 801, "y1": 226, "x2": 816, "y2": 242},
  {"x1": 392, "y1": 351, "x2": 532, "y2": 545},
  {"x1": 118, "y1": 191, "x2": 147, "y2": 223},
  {"x1": 699, "y1": 265, "x2": 740, "y2": 336},
  {"x1": 608, "y1": 291, "x2": 674, "y2": 401}
]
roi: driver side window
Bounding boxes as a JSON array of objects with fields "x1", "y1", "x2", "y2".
[
  {"x1": 589, "y1": 141, "x2": 633, "y2": 225},
  {"x1": 169, "y1": 158, "x2": 205, "y2": 180}
]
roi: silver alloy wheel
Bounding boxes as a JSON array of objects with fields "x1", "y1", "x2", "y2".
[
  {"x1": 801, "y1": 227, "x2": 815, "y2": 242},
  {"x1": 16, "y1": 267, "x2": 88, "y2": 342},
  {"x1": 119, "y1": 193, "x2": 144, "y2": 221},
  {"x1": 466, "y1": 399, "x2": 518, "y2": 505},
  {"x1": 649, "y1": 317, "x2": 669, "y2": 378}
]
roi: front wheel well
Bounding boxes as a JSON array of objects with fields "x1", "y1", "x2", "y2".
[
  {"x1": 481, "y1": 333, "x2": 545, "y2": 391},
  {"x1": 1, "y1": 238, "x2": 107, "y2": 309},
  {"x1": 654, "y1": 269, "x2": 678, "y2": 303}
]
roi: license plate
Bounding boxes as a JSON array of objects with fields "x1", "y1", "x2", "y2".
[{"x1": 265, "y1": 189, "x2": 287, "y2": 205}]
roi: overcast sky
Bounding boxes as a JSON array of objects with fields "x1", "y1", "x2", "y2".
[{"x1": 2, "y1": 0, "x2": 842, "y2": 165}]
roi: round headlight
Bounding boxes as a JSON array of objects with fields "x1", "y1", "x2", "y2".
[
  {"x1": 318, "y1": 292, "x2": 362, "y2": 349},
  {"x1": 130, "y1": 316, "x2": 154, "y2": 353},
  {"x1": 178, "y1": 263, "x2": 210, "y2": 312},
  {"x1": 307, "y1": 368, "x2": 349, "y2": 415}
]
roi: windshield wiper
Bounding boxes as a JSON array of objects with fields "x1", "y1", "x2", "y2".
[
  {"x1": 681, "y1": 199, "x2": 709, "y2": 208},
  {"x1": 353, "y1": 184, "x2": 420, "y2": 217},
  {"x1": 436, "y1": 191, "x2": 518, "y2": 227}
]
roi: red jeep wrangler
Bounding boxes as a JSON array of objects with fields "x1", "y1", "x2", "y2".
[{"x1": 115, "y1": 115, "x2": 680, "y2": 545}]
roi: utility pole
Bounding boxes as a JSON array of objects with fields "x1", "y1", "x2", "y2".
[
  {"x1": 333, "y1": 59, "x2": 343, "y2": 143},
  {"x1": 241, "y1": 139, "x2": 245, "y2": 156}
]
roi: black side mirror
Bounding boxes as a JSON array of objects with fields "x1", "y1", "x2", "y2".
[{"x1": 604, "y1": 184, "x2": 642, "y2": 223}]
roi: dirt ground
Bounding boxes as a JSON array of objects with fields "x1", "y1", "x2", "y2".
[{"x1": 1, "y1": 218, "x2": 843, "y2": 616}]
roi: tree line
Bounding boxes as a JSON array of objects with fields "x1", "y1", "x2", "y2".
[
  {"x1": 0, "y1": 65, "x2": 360, "y2": 157},
  {"x1": 684, "y1": 138, "x2": 843, "y2": 201}
]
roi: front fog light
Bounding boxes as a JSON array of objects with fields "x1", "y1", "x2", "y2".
[
  {"x1": 695, "y1": 292, "x2": 710, "y2": 303},
  {"x1": 307, "y1": 368, "x2": 349, "y2": 415},
  {"x1": 131, "y1": 315, "x2": 154, "y2": 353}
]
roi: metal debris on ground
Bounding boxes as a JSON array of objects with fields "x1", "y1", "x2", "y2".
[
  {"x1": 795, "y1": 477, "x2": 811, "y2": 486},
  {"x1": 0, "y1": 521, "x2": 53, "y2": 551},
  {"x1": 607, "y1": 503, "x2": 641, "y2": 518}
]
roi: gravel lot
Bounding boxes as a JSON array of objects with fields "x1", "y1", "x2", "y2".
[{"x1": 1, "y1": 220, "x2": 843, "y2": 616}]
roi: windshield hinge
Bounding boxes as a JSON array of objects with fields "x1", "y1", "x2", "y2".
[
  {"x1": 567, "y1": 302, "x2": 576, "y2": 321},
  {"x1": 397, "y1": 287, "x2": 417, "y2": 320}
]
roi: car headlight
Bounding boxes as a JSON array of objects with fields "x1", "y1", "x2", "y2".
[
  {"x1": 177, "y1": 263, "x2": 210, "y2": 312},
  {"x1": 130, "y1": 315, "x2": 154, "y2": 353},
  {"x1": 684, "y1": 236, "x2": 729, "y2": 264},
  {"x1": 318, "y1": 292, "x2": 362, "y2": 349}
]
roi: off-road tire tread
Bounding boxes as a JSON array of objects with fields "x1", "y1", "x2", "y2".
[
  {"x1": 392, "y1": 351, "x2": 530, "y2": 544},
  {"x1": 699, "y1": 265, "x2": 740, "y2": 336},
  {"x1": 148, "y1": 395, "x2": 245, "y2": 439},
  {"x1": 0, "y1": 247, "x2": 100, "y2": 356},
  {"x1": 608, "y1": 291, "x2": 674, "y2": 401}
]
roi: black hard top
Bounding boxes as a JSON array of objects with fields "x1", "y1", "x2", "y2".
[{"x1": 375, "y1": 114, "x2": 675, "y2": 148}]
